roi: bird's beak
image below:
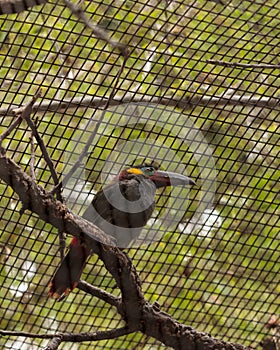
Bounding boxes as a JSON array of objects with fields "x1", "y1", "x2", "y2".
[{"x1": 150, "y1": 170, "x2": 196, "y2": 188}]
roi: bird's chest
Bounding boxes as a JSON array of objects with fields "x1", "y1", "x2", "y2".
[
  {"x1": 83, "y1": 177, "x2": 157, "y2": 247},
  {"x1": 110, "y1": 178, "x2": 156, "y2": 228}
]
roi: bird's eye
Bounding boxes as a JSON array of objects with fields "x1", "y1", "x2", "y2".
[{"x1": 142, "y1": 167, "x2": 155, "y2": 176}]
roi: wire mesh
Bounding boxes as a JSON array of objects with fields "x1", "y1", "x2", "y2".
[{"x1": 0, "y1": 0, "x2": 279, "y2": 349}]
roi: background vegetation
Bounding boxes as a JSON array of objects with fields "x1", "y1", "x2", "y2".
[{"x1": 0, "y1": 0, "x2": 279, "y2": 349}]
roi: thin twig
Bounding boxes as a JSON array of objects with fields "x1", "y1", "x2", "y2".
[
  {"x1": 12, "y1": 90, "x2": 41, "y2": 118},
  {"x1": 0, "y1": 91, "x2": 41, "y2": 145},
  {"x1": 41, "y1": 12, "x2": 75, "y2": 101},
  {"x1": 25, "y1": 116, "x2": 61, "y2": 194},
  {"x1": 25, "y1": 115, "x2": 66, "y2": 259},
  {"x1": 10, "y1": 90, "x2": 63, "y2": 201},
  {"x1": 207, "y1": 59, "x2": 280, "y2": 69},
  {"x1": 78, "y1": 280, "x2": 121, "y2": 309},
  {"x1": 0, "y1": 327, "x2": 132, "y2": 343},
  {"x1": 51, "y1": 57, "x2": 128, "y2": 195},
  {"x1": 25, "y1": 112, "x2": 66, "y2": 259},
  {"x1": 62, "y1": 0, "x2": 130, "y2": 58},
  {"x1": 29, "y1": 134, "x2": 36, "y2": 181},
  {"x1": 0, "y1": 115, "x2": 22, "y2": 145},
  {"x1": 1, "y1": 90, "x2": 66, "y2": 256},
  {"x1": 0, "y1": 330, "x2": 55, "y2": 339}
]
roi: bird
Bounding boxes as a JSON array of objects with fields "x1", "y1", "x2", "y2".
[
  {"x1": 0, "y1": 0, "x2": 47, "y2": 15},
  {"x1": 49, "y1": 163, "x2": 195, "y2": 300}
]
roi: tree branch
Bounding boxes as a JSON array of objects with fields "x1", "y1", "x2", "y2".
[
  {"x1": 0, "y1": 91, "x2": 62, "y2": 196},
  {"x1": 0, "y1": 0, "x2": 47, "y2": 15},
  {"x1": 62, "y1": 0, "x2": 129, "y2": 58},
  {"x1": 51, "y1": 49, "x2": 128, "y2": 195},
  {"x1": 29, "y1": 133, "x2": 36, "y2": 181},
  {"x1": 1, "y1": 94, "x2": 279, "y2": 119},
  {"x1": 44, "y1": 336, "x2": 62, "y2": 350},
  {"x1": 77, "y1": 280, "x2": 121, "y2": 310},
  {"x1": 1, "y1": 327, "x2": 133, "y2": 343},
  {"x1": 0, "y1": 151, "x2": 145, "y2": 328},
  {"x1": 0, "y1": 115, "x2": 23, "y2": 145},
  {"x1": 0, "y1": 91, "x2": 40, "y2": 145},
  {"x1": 207, "y1": 59, "x2": 280, "y2": 69},
  {"x1": 0, "y1": 92, "x2": 66, "y2": 258},
  {"x1": 0, "y1": 151, "x2": 253, "y2": 349}
]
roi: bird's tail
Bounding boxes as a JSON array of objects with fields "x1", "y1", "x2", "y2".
[{"x1": 49, "y1": 237, "x2": 91, "y2": 300}]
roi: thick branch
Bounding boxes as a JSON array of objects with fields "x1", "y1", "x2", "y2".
[
  {"x1": 0, "y1": 153, "x2": 252, "y2": 349},
  {"x1": 0, "y1": 308, "x2": 252, "y2": 350},
  {"x1": 0, "y1": 153, "x2": 144, "y2": 326},
  {"x1": 140, "y1": 303, "x2": 252, "y2": 350}
]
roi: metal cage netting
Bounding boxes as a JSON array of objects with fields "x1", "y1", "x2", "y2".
[{"x1": 0, "y1": 0, "x2": 279, "y2": 349}]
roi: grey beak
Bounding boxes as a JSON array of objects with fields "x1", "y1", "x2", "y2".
[{"x1": 150, "y1": 170, "x2": 196, "y2": 188}]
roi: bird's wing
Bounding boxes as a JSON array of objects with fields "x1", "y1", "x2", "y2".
[
  {"x1": 82, "y1": 185, "x2": 114, "y2": 226},
  {"x1": 82, "y1": 179, "x2": 156, "y2": 247}
]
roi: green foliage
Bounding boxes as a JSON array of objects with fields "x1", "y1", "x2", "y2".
[{"x1": 0, "y1": 0, "x2": 279, "y2": 349}]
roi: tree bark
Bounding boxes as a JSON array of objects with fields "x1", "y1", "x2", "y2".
[{"x1": 0, "y1": 152, "x2": 251, "y2": 350}]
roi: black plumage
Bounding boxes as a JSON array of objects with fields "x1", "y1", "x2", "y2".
[{"x1": 49, "y1": 164, "x2": 195, "y2": 299}]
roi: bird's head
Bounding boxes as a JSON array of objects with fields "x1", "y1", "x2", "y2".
[{"x1": 118, "y1": 163, "x2": 196, "y2": 189}]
